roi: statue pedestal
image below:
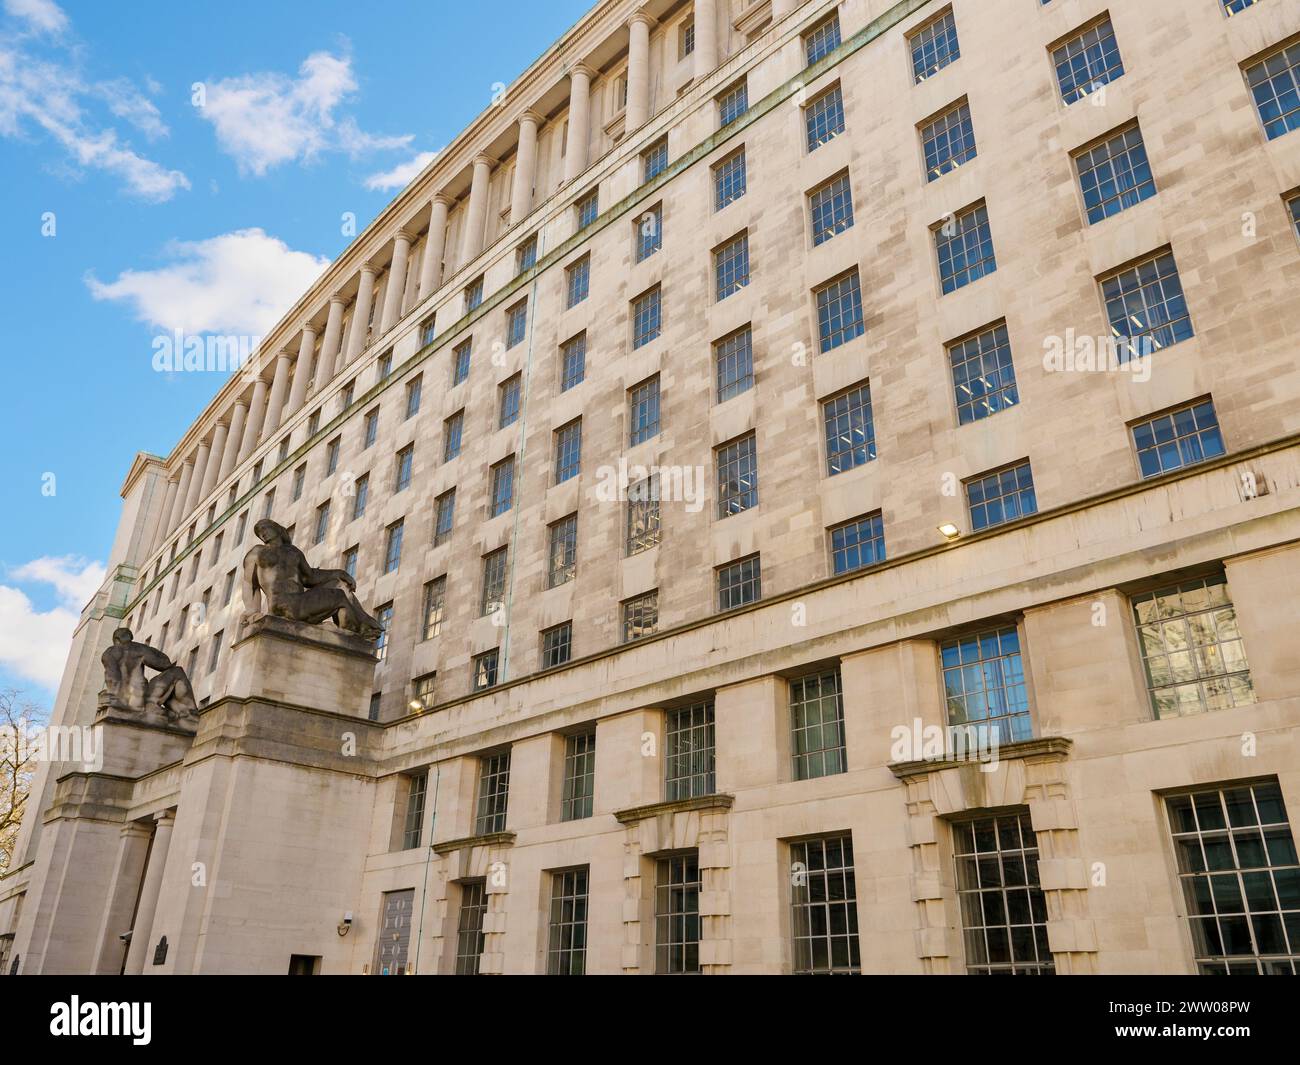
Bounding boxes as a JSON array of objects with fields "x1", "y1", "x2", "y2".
[
  {"x1": 90, "y1": 705, "x2": 197, "y2": 777},
  {"x1": 226, "y1": 613, "x2": 378, "y2": 716}
]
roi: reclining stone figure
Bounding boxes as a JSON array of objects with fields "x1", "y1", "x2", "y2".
[{"x1": 100, "y1": 627, "x2": 198, "y2": 723}]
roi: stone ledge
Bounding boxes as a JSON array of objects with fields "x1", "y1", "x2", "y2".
[
  {"x1": 613, "y1": 793, "x2": 736, "y2": 825},
  {"x1": 888, "y1": 737, "x2": 1074, "y2": 780},
  {"x1": 234, "y1": 612, "x2": 377, "y2": 660},
  {"x1": 432, "y1": 830, "x2": 517, "y2": 855}
]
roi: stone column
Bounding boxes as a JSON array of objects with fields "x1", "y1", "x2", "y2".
[
  {"x1": 285, "y1": 324, "x2": 317, "y2": 417},
  {"x1": 417, "y1": 195, "x2": 452, "y2": 300},
  {"x1": 379, "y1": 233, "x2": 414, "y2": 335},
  {"x1": 695, "y1": 0, "x2": 718, "y2": 79},
  {"x1": 772, "y1": 0, "x2": 800, "y2": 19},
  {"x1": 166, "y1": 461, "x2": 193, "y2": 535},
  {"x1": 626, "y1": 13, "x2": 654, "y2": 130},
  {"x1": 91, "y1": 822, "x2": 153, "y2": 974},
  {"x1": 460, "y1": 156, "x2": 495, "y2": 264},
  {"x1": 183, "y1": 442, "x2": 210, "y2": 516},
  {"x1": 237, "y1": 377, "x2": 269, "y2": 464},
  {"x1": 124, "y1": 811, "x2": 175, "y2": 975},
  {"x1": 151, "y1": 476, "x2": 180, "y2": 554},
  {"x1": 319, "y1": 296, "x2": 347, "y2": 381},
  {"x1": 344, "y1": 266, "x2": 377, "y2": 365},
  {"x1": 217, "y1": 401, "x2": 247, "y2": 481},
  {"x1": 510, "y1": 113, "x2": 541, "y2": 224},
  {"x1": 563, "y1": 66, "x2": 594, "y2": 184},
  {"x1": 200, "y1": 423, "x2": 228, "y2": 500},
  {"x1": 263, "y1": 352, "x2": 293, "y2": 435}
]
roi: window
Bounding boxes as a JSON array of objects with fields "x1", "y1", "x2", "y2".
[
  {"x1": 207, "y1": 631, "x2": 224, "y2": 675},
  {"x1": 822, "y1": 383, "x2": 876, "y2": 475},
  {"x1": 561, "y1": 732, "x2": 595, "y2": 821},
  {"x1": 221, "y1": 568, "x2": 237, "y2": 606},
  {"x1": 351, "y1": 474, "x2": 369, "y2": 521},
  {"x1": 340, "y1": 382, "x2": 354, "y2": 410},
  {"x1": 626, "y1": 476, "x2": 661, "y2": 555},
  {"x1": 910, "y1": 8, "x2": 960, "y2": 82},
  {"x1": 383, "y1": 521, "x2": 404, "y2": 573},
  {"x1": 716, "y1": 434, "x2": 758, "y2": 518},
  {"x1": 713, "y1": 148, "x2": 747, "y2": 210},
  {"x1": 679, "y1": 18, "x2": 695, "y2": 59},
  {"x1": 377, "y1": 351, "x2": 392, "y2": 382},
  {"x1": 714, "y1": 233, "x2": 750, "y2": 301},
  {"x1": 622, "y1": 590, "x2": 659, "y2": 641},
  {"x1": 717, "y1": 555, "x2": 761, "y2": 611},
  {"x1": 1223, "y1": 0, "x2": 1260, "y2": 12},
  {"x1": 576, "y1": 190, "x2": 599, "y2": 229},
  {"x1": 636, "y1": 203, "x2": 662, "y2": 262},
  {"x1": 433, "y1": 490, "x2": 456, "y2": 547},
  {"x1": 375, "y1": 603, "x2": 394, "y2": 661},
  {"x1": 261, "y1": 489, "x2": 275, "y2": 520},
  {"x1": 313, "y1": 501, "x2": 331, "y2": 545},
  {"x1": 363, "y1": 408, "x2": 379, "y2": 449},
  {"x1": 420, "y1": 314, "x2": 436, "y2": 347},
  {"x1": 718, "y1": 80, "x2": 748, "y2": 126},
  {"x1": 1075, "y1": 122, "x2": 1156, "y2": 224},
  {"x1": 554, "y1": 420, "x2": 582, "y2": 484},
  {"x1": 475, "y1": 751, "x2": 511, "y2": 834},
  {"x1": 307, "y1": 409, "x2": 320, "y2": 436},
  {"x1": 548, "y1": 514, "x2": 577, "y2": 588},
  {"x1": 714, "y1": 326, "x2": 753, "y2": 402},
  {"x1": 1052, "y1": 17, "x2": 1125, "y2": 104},
  {"x1": 464, "y1": 276, "x2": 484, "y2": 313},
  {"x1": 481, "y1": 547, "x2": 508, "y2": 616},
  {"x1": 277, "y1": 438, "x2": 290, "y2": 464},
  {"x1": 814, "y1": 269, "x2": 865, "y2": 352},
  {"x1": 516, "y1": 234, "x2": 538, "y2": 274},
  {"x1": 565, "y1": 256, "x2": 590, "y2": 308},
  {"x1": 666, "y1": 701, "x2": 714, "y2": 799},
  {"x1": 454, "y1": 881, "x2": 487, "y2": 975},
  {"x1": 1132, "y1": 573, "x2": 1254, "y2": 718},
  {"x1": 291, "y1": 464, "x2": 306, "y2": 502},
  {"x1": 628, "y1": 376, "x2": 661, "y2": 445},
  {"x1": 401, "y1": 772, "x2": 427, "y2": 849},
  {"x1": 444, "y1": 411, "x2": 464, "y2": 461},
  {"x1": 921, "y1": 99, "x2": 976, "y2": 180},
  {"x1": 643, "y1": 138, "x2": 668, "y2": 181},
  {"x1": 804, "y1": 14, "x2": 841, "y2": 66},
  {"x1": 489, "y1": 457, "x2": 514, "y2": 517},
  {"x1": 790, "y1": 671, "x2": 846, "y2": 780},
  {"x1": 405, "y1": 375, "x2": 422, "y2": 419},
  {"x1": 1289, "y1": 191, "x2": 1300, "y2": 239},
  {"x1": 541, "y1": 622, "x2": 573, "y2": 669},
  {"x1": 506, "y1": 301, "x2": 528, "y2": 349},
  {"x1": 830, "y1": 512, "x2": 885, "y2": 574},
  {"x1": 472, "y1": 649, "x2": 499, "y2": 691},
  {"x1": 809, "y1": 173, "x2": 854, "y2": 246},
  {"x1": 954, "y1": 812, "x2": 1053, "y2": 974},
  {"x1": 560, "y1": 333, "x2": 586, "y2": 392},
  {"x1": 941, "y1": 626, "x2": 1032, "y2": 743},
  {"x1": 394, "y1": 445, "x2": 414, "y2": 492},
  {"x1": 421, "y1": 576, "x2": 446, "y2": 640},
  {"x1": 499, "y1": 374, "x2": 521, "y2": 428},
  {"x1": 547, "y1": 868, "x2": 590, "y2": 975},
  {"x1": 805, "y1": 85, "x2": 845, "y2": 151},
  {"x1": 342, "y1": 545, "x2": 358, "y2": 579},
  {"x1": 790, "y1": 835, "x2": 860, "y2": 974},
  {"x1": 453, "y1": 339, "x2": 471, "y2": 385},
  {"x1": 1100, "y1": 250, "x2": 1194, "y2": 361},
  {"x1": 413, "y1": 673, "x2": 436, "y2": 711},
  {"x1": 1132, "y1": 399, "x2": 1226, "y2": 479},
  {"x1": 655, "y1": 853, "x2": 701, "y2": 974},
  {"x1": 935, "y1": 202, "x2": 997, "y2": 294},
  {"x1": 631, "y1": 287, "x2": 661, "y2": 349},
  {"x1": 1165, "y1": 780, "x2": 1299, "y2": 974},
  {"x1": 326, "y1": 437, "x2": 340, "y2": 475},
  {"x1": 948, "y1": 322, "x2": 1019, "y2": 425},
  {"x1": 966, "y1": 461, "x2": 1037, "y2": 531}
]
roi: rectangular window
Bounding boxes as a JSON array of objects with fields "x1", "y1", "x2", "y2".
[
  {"x1": 413, "y1": 672, "x2": 436, "y2": 711},
  {"x1": 464, "y1": 276, "x2": 483, "y2": 313},
  {"x1": 402, "y1": 772, "x2": 427, "y2": 849},
  {"x1": 643, "y1": 138, "x2": 668, "y2": 181},
  {"x1": 394, "y1": 444, "x2": 414, "y2": 492},
  {"x1": 714, "y1": 232, "x2": 750, "y2": 301},
  {"x1": 472, "y1": 648, "x2": 499, "y2": 691},
  {"x1": 713, "y1": 148, "x2": 747, "y2": 210},
  {"x1": 326, "y1": 437, "x2": 340, "y2": 475},
  {"x1": 790, "y1": 835, "x2": 861, "y2": 974},
  {"x1": 1223, "y1": 0, "x2": 1260, "y2": 13},
  {"x1": 804, "y1": 13, "x2": 841, "y2": 66},
  {"x1": 1100, "y1": 250, "x2": 1194, "y2": 360},
  {"x1": 1052, "y1": 17, "x2": 1125, "y2": 104},
  {"x1": 822, "y1": 382, "x2": 876, "y2": 475},
  {"x1": 716, "y1": 434, "x2": 758, "y2": 518},
  {"x1": 235, "y1": 511, "x2": 249, "y2": 544},
  {"x1": 261, "y1": 489, "x2": 274, "y2": 520},
  {"x1": 949, "y1": 322, "x2": 1019, "y2": 424},
  {"x1": 499, "y1": 374, "x2": 521, "y2": 428},
  {"x1": 375, "y1": 603, "x2": 393, "y2": 662},
  {"x1": 516, "y1": 234, "x2": 538, "y2": 274},
  {"x1": 966, "y1": 461, "x2": 1038, "y2": 531},
  {"x1": 489, "y1": 456, "x2": 514, "y2": 517},
  {"x1": 405, "y1": 375, "x2": 422, "y2": 419},
  {"x1": 636, "y1": 203, "x2": 662, "y2": 262},
  {"x1": 622, "y1": 590, "x2": 659, "y2": 641},
  {"x1": 679, "y1": 18, "x2": 695, "y2": 58},
  {"x1": 363, "y1": 408, "x2": 379, "y2": 449},
  {"x1": 1165, "y1": 779, "x2": 1299, "y2": 974},
  {"x1": 809, "y1": 172, "x2": 854, "y2": 246},
  {"x1": 805, "y1": 85, "x2": 845, "y2": 151},
  {"x1": 714, "y1": 325, "x2": 753, "y2": 403},
  {"x1": 351, "y1": 474, "x2": 369, "y2": 521},
  {"x1": 954, "y1": 812, "x2": 1054, "y2": 974},
  {"x1": 548, "y1": 513, "x2": 578, "y2": 588},
  {"x1": 383, "y1": 520, "x2": 404, "y2": 574},
  {"x1": 453, "y1": 339, "x2": 471, "y2": 385},
  {"x1": 561, "y1": 733, "x2": 595, "y2": 822},
  {"x1": 342, "y1": 545, "x2": 358, "y2": 579},
  {"x1": 433, "y1": 489, "x2": 456, "y2": 546},
  {"x1": 814, "y1": 269, "x2": 865, "y2": 352},
  {"x1": 222, "y1": 568, "x2": 237, "y2": 606},
  {"x1": 541, "y1": 621, "x2": 573, "y2": 669},
  {"x1": 554, "y1": 420, "x2": 582, "y2": 484},
  {"x1": 717, "y1": 554, "x2": 761, "y2": 611},
  {"x1": 1133, "y1": 399, "x2": 1226, "y2": 479},
  {"x1": 420, "y1": 314, "x2": 436, "y2": 347},
  {"x1": 454, "y1": 880, "x2": 487, "y2": 975},
  {"x1": 560, "y1": 333, "x2": 586, "y2": 392},
  {"x1": 307, "y1": 409, "x2": 321, "y2": 436},
  {"x1": 655, "y1": 853, "x2": 701, "y2": 975},
  {"x1": 935, "y1": 202, "x2": 997, "y2": 294},
  {"x1": 207, "y1": 631, "x2": 223, "y2": 675},
  {"x1": 475, "y1": 751, "x2": 511, "y2": 834},
  {"x1": 340, "y1": 382, "x2": 354, "y2": 410},
  {"x1": 631, "y1": 286, "x2": 661, "y2": 349},
  {"x1": 421, "y1": 576, "x2": 446, "y2": 640},
  {"x1": 790, "y1": 670, "x2": 847, "y2": 780},
  {"x1": 313, "y1": 500, "x2": 331, "y2": 545},
  {"x1": 718, "y1": 80, "x2": 748, "y2": 126},
  {"x1": 506, "y1": 301, "x2": 528, "y2": 349},
  {"x1": 921, "y1": 99, "x2": 977, "y2": 181},
  {"x1": 1288, "y1": 191, "x2": 1300, "y2": 239},
  {"x1": 626, "y1": 476, "x2": 661, "y2": 555},
  {"x1": 481, "y1": 548, "x2": 508, "y2": 616},
  {"x1": 292, "y1": 464, "x2": 306, "y2": 502},
  {"x1": 1075, "y1": 122, "x2": 1156, "y2": 224},
  {"x1": 830, "y1": 512, "x2": 885, "y2": 574},
  {"x1": 666, "y1": 701, "x2": 715, "y2": 800},
  {"x1": 377, "y1": 351, "x2": 392, "y2": 383},
  {"x1": 628, "y1": 376, "x2": 661, "y2": 445},
  {"x1": 547, "y1": 868, "x2": 590, "y2": 975},
  {"x1": 565, "y1": 255, "x2": 590, "y2": 308},
  {"x1": 1132, "y1": 573, "x2": 1255, "y2": 718},
  {"x1": 941, "y1": 626, "x2": 1032, "y2": 743},
  {"x1": 576, "y1": 190, "x2": 599, "y2": 229},
  {"x1": 444, "y1": 411, "x2": 464, "y2": 461},
  {"x1": 910, "y1": 8, "x2": 960, "y2": 82}
]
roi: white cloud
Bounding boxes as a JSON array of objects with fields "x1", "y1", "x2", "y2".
[
  {"x1": 95, "y1": 77, "x2": 168, "y2": 140},
  {"x1": 364, "y1": 149, "x2": 439, "y2": 191},
  {"x1": 86, "y1": 228, "x2": 330, "y2": 336},
  {"x1": 0, "y1": 557, "x2": 105, "y2": 691},
  {"x1": 3, "y1": 0, "x2": 67, "y2": 35}
]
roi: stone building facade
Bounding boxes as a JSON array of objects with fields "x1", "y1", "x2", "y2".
[{"x1": 3, "y1": 0, "x2": 1300, "y2": 975}]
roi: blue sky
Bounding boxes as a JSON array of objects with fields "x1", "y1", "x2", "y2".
[{"x1": 0, "y1": 0, "x2": 592, "y2": 700}]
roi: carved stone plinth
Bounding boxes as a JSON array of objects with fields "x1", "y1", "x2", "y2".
[{"x1": 89, "y1": 706, "x2": 198, "y2": 778}]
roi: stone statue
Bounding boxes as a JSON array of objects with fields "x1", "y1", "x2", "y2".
[
  {"x1": 100, "y1": 627, "x2": 198, "y2": 722},
  {"x1": 240, "y1": 518, "x2": 383, "y2": 638}
]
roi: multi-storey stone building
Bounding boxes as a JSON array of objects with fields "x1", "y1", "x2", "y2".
[{"x1": 3, "y1": 0, "x2": 1300, "y2": 975}]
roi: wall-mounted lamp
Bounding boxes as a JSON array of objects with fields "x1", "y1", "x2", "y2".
[
  {"x1": 937, "y1": 523, "x2": 961, "y2": 541},
  {"x1": 408, "y1": 699, "x2": 424, "y2": 713},
  {"x1": 337, "y1": 911, "x2": 353, "y2": 937}
]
